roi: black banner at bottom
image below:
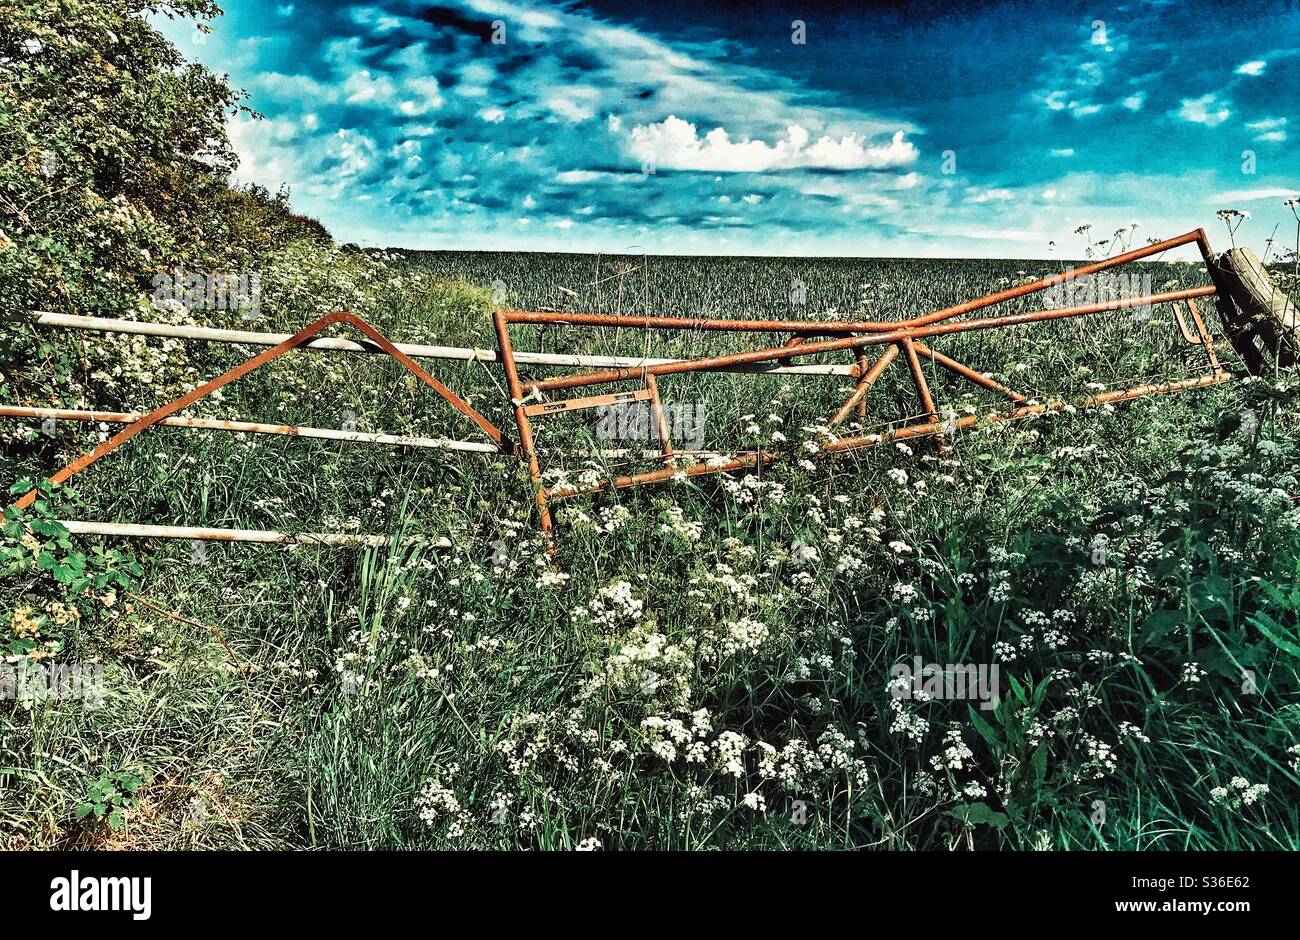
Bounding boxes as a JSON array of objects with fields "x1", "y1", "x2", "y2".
[{"x1": 0, "y1": 849, "x2": 1280, "y2": 925}]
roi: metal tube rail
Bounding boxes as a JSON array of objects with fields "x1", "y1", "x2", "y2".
[
  {"x1": 10, "y1": 311, "x2": 507, "y2": 512},
  {"x1": 547, "y1": 371, "x2": 1234, "y2": 502},
  {"x1": 521, "y1": 285, "x2": 1219, "y2": 395},
  {"x1": 0, "y1": 406, "x2": 498, "y2": 452},
  {"x1": 502, "y1": 227, "x2": 1234, "y2": 531},
  {"x1": 16, "y1": 312, "x2": 853, "y2": 377},
  {"x1": 824, "y1": 371, "x2": 1234, "y2": 451},
  {"x1": 54, "y1": 520, "x2": 453, "y2": 548},
  {"x1": 504, "y1": 230, "x2": 1206, "y2": 334}
]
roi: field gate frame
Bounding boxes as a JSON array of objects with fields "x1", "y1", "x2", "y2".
[{"x1": 6, "y1": 225, "x2": 1295, "y2": 547}]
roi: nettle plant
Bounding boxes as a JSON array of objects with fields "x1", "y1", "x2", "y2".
[
  {"x1": 76, "y1": 769, "x2": 145, "y2": 831},
  {"x1": 2, "y1": 480, "x2": 141, "y2": 662}
]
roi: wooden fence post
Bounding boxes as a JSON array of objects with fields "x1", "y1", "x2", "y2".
[{"x1": 1210, "y1": 247, "x2": 1300, "y2": 371}]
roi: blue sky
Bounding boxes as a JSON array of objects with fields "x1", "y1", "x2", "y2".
[{"x1": 155, "y1": 0, "x2": 1299, "y2": 258}]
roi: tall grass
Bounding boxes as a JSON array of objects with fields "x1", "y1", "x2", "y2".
[{"x1": 1, "y1": 247, "x2": 1297, "y2": 850}]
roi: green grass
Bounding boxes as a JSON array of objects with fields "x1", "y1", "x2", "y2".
[{"x1": 2, "y1": 245, "x2": 1298, "y2": 850}]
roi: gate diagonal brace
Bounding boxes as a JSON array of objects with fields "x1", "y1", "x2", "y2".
[
  {"x1": 492, "y1": 229, "x2": 1252, "y2": 538},
  {"x1": 10, "y1": 311, "x2": 509, "y2": 516}
]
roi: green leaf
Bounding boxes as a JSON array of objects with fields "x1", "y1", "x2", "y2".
[
  {"x1": 967, "y1": 704, "x2": 1003, "y2": 758},
  {"x1": 29, "y1": 518, "x2": 67, "y2": 538},
  {"x1": 1252, "y1": 611, "x2": 1300, "y2": 659},
  {"x1": 1032, "y1": 743, "x2": 1048, "y2": 786},
  {"x1": 950, "y1": 802, "x2": 1010, "y2": 831},
  {"x1": 1032, "y1": 675, "x2": 1052, "y2": 710}
]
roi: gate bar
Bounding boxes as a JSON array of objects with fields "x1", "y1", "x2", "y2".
[
  {"x1": 519, "y1": 285, "x2": 1220, "y2": 395},
  {"x1": 0, "y1": 406, "x2": 498, "y2": 452},
  {"x1": 504, "y1": 230, "x2": 1208, "y2": 335},
  {"x1": 55, "y1": 520, "x2": 453, "y2": 548},
  {"x1": 17, "y1": 312, "x2": 853, "y2": 377}
]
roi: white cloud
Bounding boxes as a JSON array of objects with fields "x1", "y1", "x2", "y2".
[
  {"x1": 791, "y1": 176, "x2": 900, "y2": 211},
  {"x1": 343, "y1": 69, "x2": 396, "y2": 105},
  {"x1": 627, "y1": 117, "x2": 917, "y2": 173},
  {"x1": 333, "y1": 129, "x2": 377, "y2": 178},
  {"x1": 1051, "y1": 148, "x2": 1074, "y2": 157},
  {"x1": 556, "y1": 170, "x2": 600, "y2": 184},
  {"x1": 914, "y1": 224, "x2": 1045, "y2": 244},
  {"x1": 1246, "y1": 116, "x2": 1287, "y2": 142},
  {"x1": 199, "y1": 0, "x2": 965, "y2": 252},
  {"x1": 1176, "y1": 94, "x2": 1230, "y2": 127},
  {"x1": 968, "y1": 187, "x2": 1015, "y2": 204},
  {"x1": 1121, "y1": 92, "x2": 1146, "y2": 111},
  {"x1": 1033, "y1": 24, "x2": 1132, "y2": 119},
  {"x1": 254, "y1": 71, "x2": 338, "y2": 102},
  {"x1": 226, "y1": 113, "x2": 298, "y2": 191},
  {"x1": 1042, "y1": 90, "x2": 1103, "y2": 118},
  {"x1": 1207, "y1": 187, "x2": 1299, "y2": 202},
  {"x1": 1235, "y1": 60, "x2": 1267, "y2": 76},
  {"x1": 544, "y1": 90, "x2": 597, "y2": 123},
  {"x1": 398, "y1": 77, "x2": 443, "y2": 115},
  {"x1": 349, "y1": 6, "x2": 404, "y2": 35}
]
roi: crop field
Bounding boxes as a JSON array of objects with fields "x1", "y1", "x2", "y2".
[{"x1": 4, "y1": 241, "x2": 1299, "y2": 851}]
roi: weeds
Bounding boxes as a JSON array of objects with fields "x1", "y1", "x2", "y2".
[{"x1": 4, "y1": 251, "x2": 1297, "y2": 849}]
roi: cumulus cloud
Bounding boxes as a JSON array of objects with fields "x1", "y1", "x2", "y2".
[
  {"x1": 627, "y1": 117, "x2": 916, "y2": 173},
  {"x1": 1176, "y1": 94, "x2": 1231, "y2": 127},
  {"x1": 1235, "y1": 60, "x2": 1266, "y2": 76},
  {"x1": 343, "y1": 69, "x2": 396, "y2": 105}
]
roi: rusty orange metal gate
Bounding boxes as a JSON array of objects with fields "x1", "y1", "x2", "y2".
[
  {"x1": 492, "y1": 228, "x2": 1232, "y2": 537},
  {"x1": 5, "y1": 227, "x2": 1247, "y2": 546}
]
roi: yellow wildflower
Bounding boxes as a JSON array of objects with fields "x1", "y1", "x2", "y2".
[{"x1": 11, "y1": 606, "x2": 41, "y2": 638}]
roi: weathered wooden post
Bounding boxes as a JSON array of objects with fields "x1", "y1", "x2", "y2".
[{"x1": 1209, "y1": 247, "x2": 1300, "y2": 372}]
